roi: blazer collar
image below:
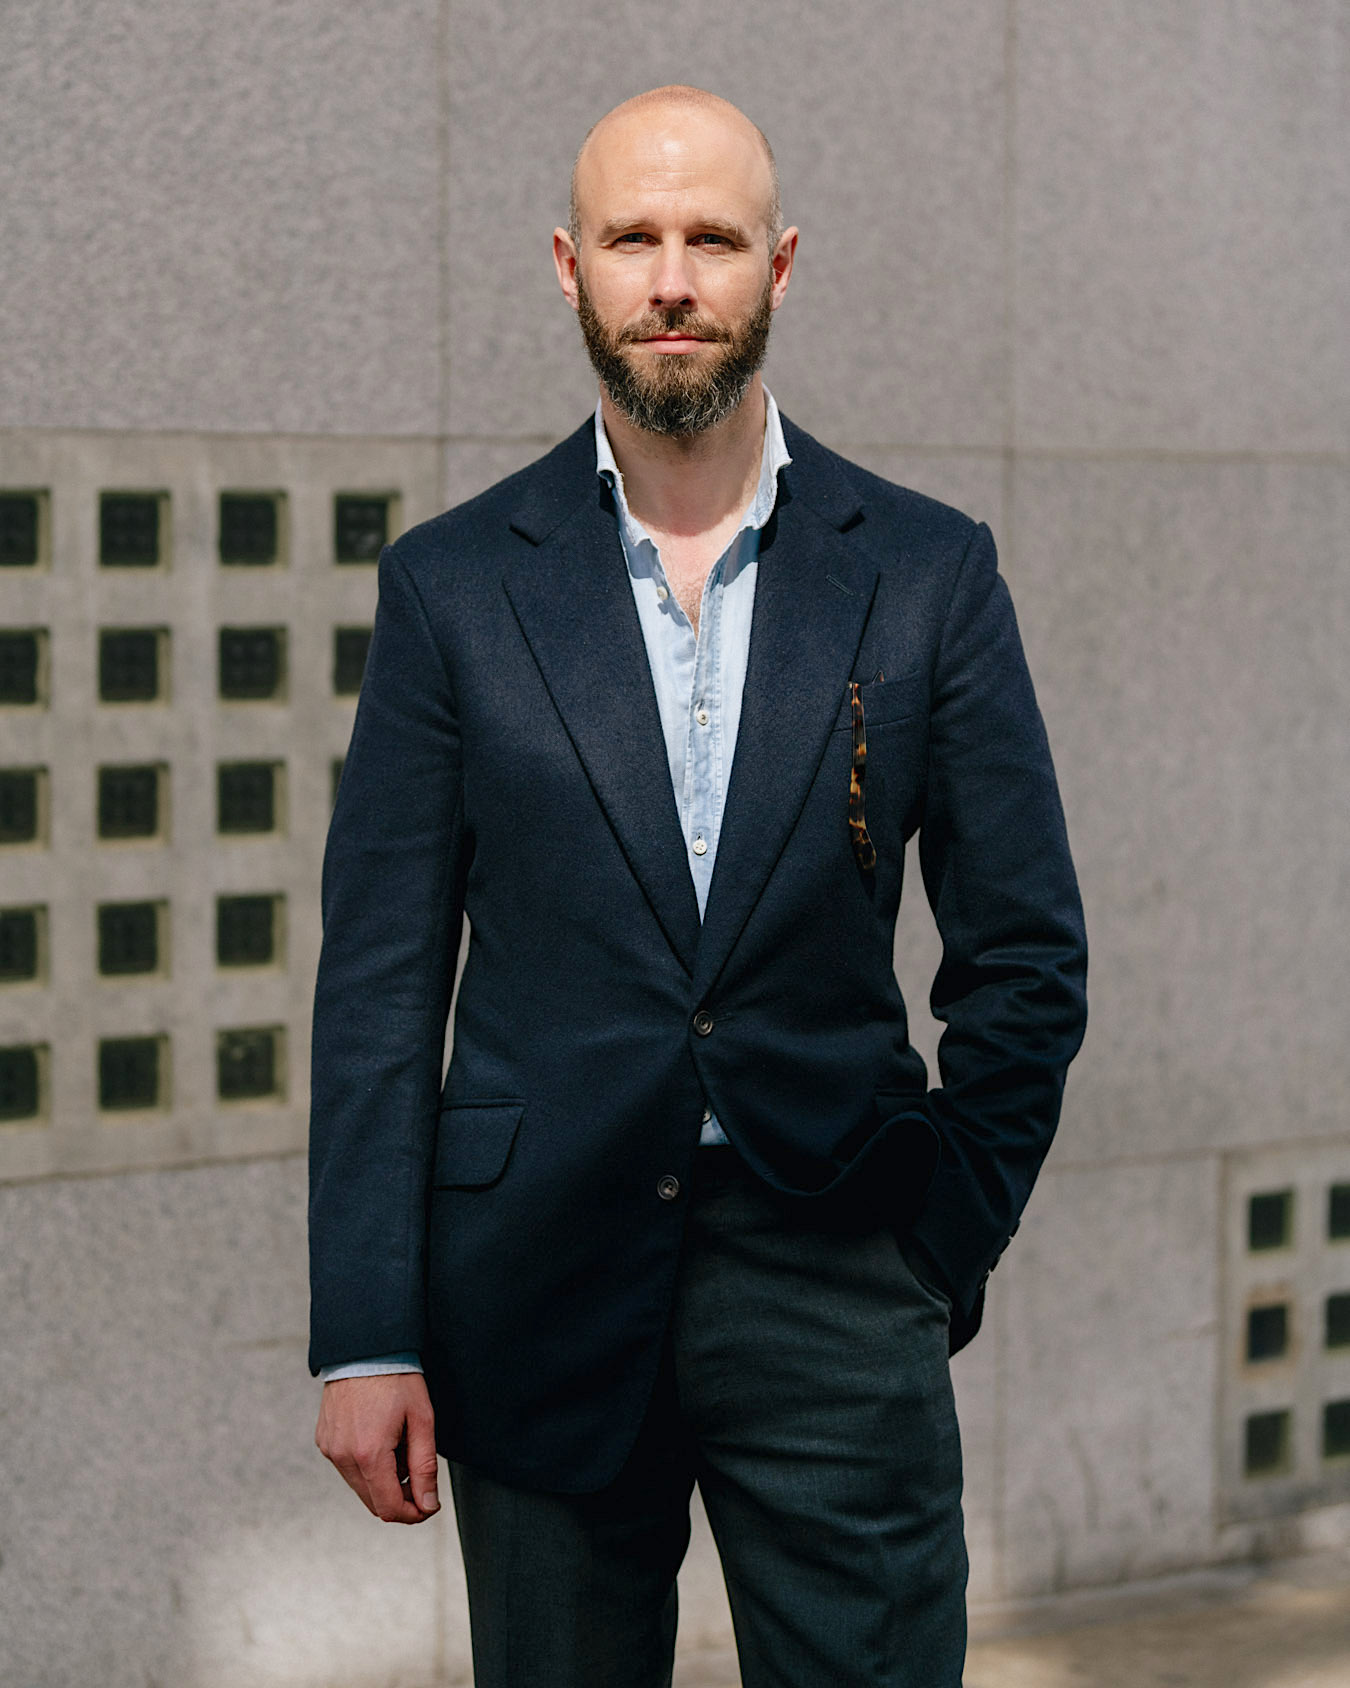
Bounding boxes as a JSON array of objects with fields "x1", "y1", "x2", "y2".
[{"x1": 503, "y1": 413, "x2": 877, "y2": 988}]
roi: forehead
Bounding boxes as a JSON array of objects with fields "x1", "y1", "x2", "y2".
[{"x1": 575, "y1": 106, "x2": 772, "y2": 230}]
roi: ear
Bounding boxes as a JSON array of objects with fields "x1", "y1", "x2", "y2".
[
  {"x1": 553, "y1": 228, "x2": 580, "y2": 311},
  {"x1": 769, "y1": 226, "x2": 799, "y2": 310}
]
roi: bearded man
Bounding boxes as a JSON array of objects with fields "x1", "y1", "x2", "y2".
[{"x1": 310, "y1": 85, "x2": 1087, "y2": 1688}]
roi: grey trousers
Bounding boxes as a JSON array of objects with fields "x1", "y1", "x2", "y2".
[{"x1": 450, "y1": 1148, "x2": 967, "y2": 1687}]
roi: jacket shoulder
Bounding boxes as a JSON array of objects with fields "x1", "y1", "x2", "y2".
[
  {"x1": 781, "y1": 418, "x2": 985, "y2": 564},
  {"x1": 383, "y1": 421, "x2": 596, "y2": 581}
]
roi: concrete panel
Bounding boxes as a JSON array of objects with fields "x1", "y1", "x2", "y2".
[
  {"x1": 0, "y1": 1158, "x2": 467, "y2": 1687},
  {"x1": 0, "y1": 2, "x2": 443, "y2": 436},
  {"x1": 998, "y1": 1157, "x2": 1222, "y2": 1597},
  {"x1": 445, "y1": 0, "x2": 1008, "y2": 449},
  {"x1": 1008, "y1": 457, "x2": 1350, "y2": 1165},
  {"x1": 1016, "y1": 1, "x2": 1350, "y2": 454}
]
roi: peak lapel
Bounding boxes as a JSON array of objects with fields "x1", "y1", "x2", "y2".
[
  {"x1": 503, "y1": 480, "x2": 702, "y2": 976},
  {"x1": 693, "y1": 474, "x2": 878, "y2": 1001}
]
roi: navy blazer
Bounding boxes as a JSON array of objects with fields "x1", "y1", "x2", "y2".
[{"x1": 309, "y1": 415, "x2": 1088, "y2": 1492}]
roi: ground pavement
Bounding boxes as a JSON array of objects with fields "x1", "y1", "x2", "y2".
[{"x1": 670, "y1": 1548, "x2": 1350, "y2": 1688}]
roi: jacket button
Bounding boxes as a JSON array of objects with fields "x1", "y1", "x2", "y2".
[
  {"x1": 692, "y1": 1009, "x2": 714, "y2": 1037},
  {"x1": 657, "y1": 1175, "x2": 680, "y2": 1201}
]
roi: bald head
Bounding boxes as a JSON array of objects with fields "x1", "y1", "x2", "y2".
[{"x1": 569, "y1": 86, "x2": 782, "y2": 254}]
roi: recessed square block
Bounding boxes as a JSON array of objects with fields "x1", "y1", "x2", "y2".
[
  {"x1": 217, "y1": 763, "x2": 278, "y2": 835},
  {"x1": 0, "y1": 769, "x2": 42, "y2": 845},
  {"x1": 1246, "y1": 1303, "x2": 1289, "y2": 1363},
  {"x1": 99, "y1": 629, "x2": 163, "y2": 703},
  {"x1": 218, "y1": 628, "x2": 285, "y2": 701},
  {"x1": 0, "y1": 492, "x2": 43, "y2": 566},
  {"x1": 0, "y1": 1045, "x2": 42, "y2": 1120},
  {"x1": 98, "y1": 1036, "x2": 164, "y2": 1111},
  {"x1": 0, "y1": 631, "x2": 42, "y2": 705},
  {"x1": 334, "y1": 495, "x2": 390, "y2": 564},
  {"x1": 99, "y1": 492, "x2": 163, "y2": 567},
  {"x1": 332, "y1": 628, "x2": 371, "y2": 697},
  {"x1": 97, "y1": 903, "x2": 161, "y2": 977},
  {"x1": 216, "y1": 895, "x2": 279, "y2": 968},
  {"x1": 1245, "y1": 1408, "x2": 1292, "y2": 1477},
  {"x1": 98, "y1": 765, "x2": 162, "y2": 840},
  {"x1": 1016, "y1": 1, "x2": 1350, "y2": 453},
  {"x1": 444, "y1": 0, "x2": 1007, "y2": 448},
  {"x1": 217, "y1": 1027, "x2": 283, "y2": 1102},
  {"x1": 0, "y1": 908, "x2": 41, "y2": 982},
  {"x1": 219, "y1": 492, "x2": 281, "y2": 565}
]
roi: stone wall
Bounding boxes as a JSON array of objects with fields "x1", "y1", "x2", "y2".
[{"x1": 2, "y1": 2, "x2": 1347, "y2": 1681}]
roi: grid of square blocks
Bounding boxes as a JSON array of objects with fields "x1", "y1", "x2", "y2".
[{"x1": 0, "y1": 434, "x2": 441, "y2": 1179}]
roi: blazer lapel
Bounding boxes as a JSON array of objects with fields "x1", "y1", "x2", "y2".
[
  {"x1": 503, "y1": 456, "x2": 702, "y2": 976},
  {"x1": 693, "y1": 443, "x2": 878, "y2": 1001}
]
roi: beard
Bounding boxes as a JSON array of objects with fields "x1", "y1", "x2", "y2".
[{"x1": 575, "y1": 268, "x2": 774, "y2": 439}]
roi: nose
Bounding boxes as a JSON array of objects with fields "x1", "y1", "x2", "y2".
[{"x1": 649, "y1": 238, "x2": 696, "y2": 312}]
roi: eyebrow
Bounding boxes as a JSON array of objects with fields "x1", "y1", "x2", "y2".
[{"x1": 595, "y1": 215, "x2": 752, "y2": 245}]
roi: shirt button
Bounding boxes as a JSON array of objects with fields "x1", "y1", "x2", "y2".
[
  {"x1": 695, "y1": 707, "x2": 709, "y2": 726},
  {"x1": 702, "y1": 1107, "x2": 712, "y2": 1123},
  {"x1": 655, "y1": 585, "x2": 669, "y2": 602},
  {"x1": 691, "y1": 835, "x2": 708, "y2": 856},
  {"x1": 657, "y1": 1175, "x2": 680, "y2": 1201},
  {"x1": 692, "y1": 1009, "x2": 714, "y2": 1037}
]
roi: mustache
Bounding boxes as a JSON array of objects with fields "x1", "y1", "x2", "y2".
[{"x1": 617, "y1": 309, "x2": 733, "y2": 345}]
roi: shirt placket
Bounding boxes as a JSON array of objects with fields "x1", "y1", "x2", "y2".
[{"x1": 684, "y1": 555, "x2": 726, "y2": 917}]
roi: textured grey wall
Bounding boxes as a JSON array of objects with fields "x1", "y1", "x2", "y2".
[{"x1": 3, "y1": 0, "x2": 1349, "y2": 1682}]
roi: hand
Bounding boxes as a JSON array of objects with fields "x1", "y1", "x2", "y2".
[{"x1": 315, "y1": 1372, "x2": 441, "y2": 1523}]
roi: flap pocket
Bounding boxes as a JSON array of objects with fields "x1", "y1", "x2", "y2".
[
  {"x1": 433, "y1": 1100, "x2": 524, "y2": 1189},
  {"x1": 833, "y1": 667, "x2": 926, "y2": 731}
]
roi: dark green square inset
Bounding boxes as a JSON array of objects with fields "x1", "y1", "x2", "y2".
[
  {"x1": 333, "y1": 627, "x2": 371, "y2": 696},
  {"x1": 1324, "y1": 1399, "x2": 1350, "y2": 1460},
  {"x1": 99, "y1": 630, "x2": 161, "y2": 702},
  {"x1": 217, "y1": 1027, "x2": 281, "y2": 1101},
  {"x1": 98, "y1": 903, "x2": 159, "y2": 976},
  {"x1": 0, "y1": 909, "x2": 40, "y2": 981},
  {"x1": 0, "y1": 1045, "x2": 40, "y2": 1119},
  {"x1": 1248, "y1": 1190, "x2": 1293, "y2": 1252},
  {"x1": 0, "y1": 494, "x2": 40, "y2": 567},
  {"x1": 216, "y1": 895, "x2": 276, "y2": 967},
  {"x1": 98, "y1": 766, "x2": 160, "y2": 839},
  {"x1": 219, "y1": 494, "x2": 279, "y2": 565},
  {"x1": 1246, "y1": 1304, "x2": 1289, "y2": 1362},
  {"x1": 1244, "y1": 1409, "x2": 1291, "y2": 1476},
  {"x1": 218, "y1": 763, "x2": 276, "y2": 834},
  {"x1": 0, "y1": 632, "x2": 40, "y2": 704},
  {"x1": 1326, "y1": 1293, "x2": 1350, "y2": 1349},
  {"x1": 219, "y1": 628, "x2": 285, "y2": 700},
  {"x1": 98, "y1": 1036, "x2": 161, "y2": 1110},
  {"x1": 334, "y1": 495, "x2": 388, "y2": 563},
  {"x1": 100, "y1": 493, "x2": 161, "y2": 567},
  {"x1": 1329, "y1": 1185, "x2": 1350, "y2": 1241},
  {"x1": 0, "y1": 770, "x2": 40, "y2": 844}
]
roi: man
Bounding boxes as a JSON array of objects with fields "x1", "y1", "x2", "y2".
[{"x1": 310, "y1": 85, "x2": 1087, "y2": 1688}]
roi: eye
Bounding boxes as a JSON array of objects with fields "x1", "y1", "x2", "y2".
[
  {"x1": 614, "y1": 232, "x2": 652, "y2": 247},
  {"x1": 693, "y1": 233, "x2": 733, "y2": 248}
]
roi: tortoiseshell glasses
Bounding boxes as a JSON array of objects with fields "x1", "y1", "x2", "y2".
[{"x1": 848, "y1": 682, "x2": 877, "y2": 872}]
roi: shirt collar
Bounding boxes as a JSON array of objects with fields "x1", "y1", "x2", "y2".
[{"x1": 594, "y1": 388, "x2": 792, "y2": 561}]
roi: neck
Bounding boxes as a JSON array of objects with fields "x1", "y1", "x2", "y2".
[{"x1": 600, "y1": 376, "x2": 767, "y2": 540}]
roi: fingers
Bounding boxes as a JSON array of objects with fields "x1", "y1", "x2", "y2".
[
  {"x1": 315, "y1": 1373, "x2": 441, "y2": 1525},
  {"x1": 404, "y1": 1394, "x2": 441, "y2": 1515}
]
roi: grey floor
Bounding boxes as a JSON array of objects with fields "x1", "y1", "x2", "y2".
[{"x1": 672, "y1": 1547, "x2": 1350, "y2": 1687}]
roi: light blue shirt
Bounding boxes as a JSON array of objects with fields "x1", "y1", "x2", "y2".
[{"x1": 321, "y1": 390, "x2": 791, "y2": 1384}]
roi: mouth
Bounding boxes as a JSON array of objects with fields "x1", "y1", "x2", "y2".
[{"x1": 637, "y1": 334, "x2": 710, "y2": 353}]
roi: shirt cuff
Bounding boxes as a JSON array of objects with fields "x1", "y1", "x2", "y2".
[{"x1": 319, "y1": 1351, "x2": 423, "y2": 1383}]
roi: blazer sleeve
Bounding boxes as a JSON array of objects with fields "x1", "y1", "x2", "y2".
[
  {"x1": 905, "y1": 521, "x2": 1088, "y2": 1314},
  {"x1": 308, "y1": 542, "x2": 467, "y2": 1373}
]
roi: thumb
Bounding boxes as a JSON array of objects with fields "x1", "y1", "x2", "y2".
[{"x1": 406, "y1": 1405, "x2": 441, "y2": 1515}]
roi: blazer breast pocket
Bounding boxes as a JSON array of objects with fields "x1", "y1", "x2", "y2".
[
  {"x1": 833, "y1": 666, "x2": 927, "y2": 732},
  {"x1": 433, "y1": 1100, "x2": 524, "y2": 1189}
]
